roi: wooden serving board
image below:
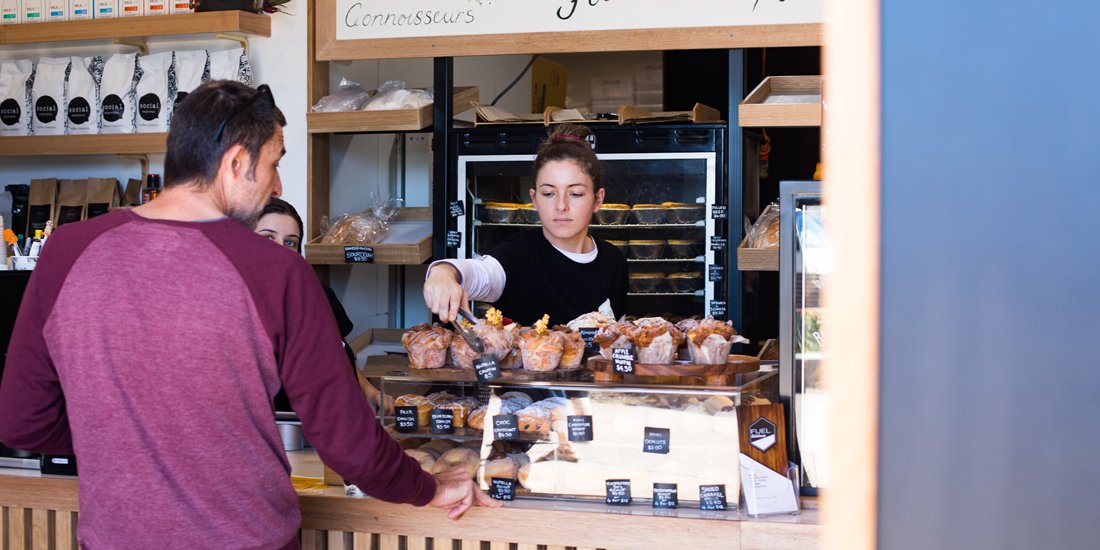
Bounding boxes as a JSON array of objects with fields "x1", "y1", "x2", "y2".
[
  {"x1": 398, "y1": 364, "x2": 588, "y2": 382},
  {"x1": 587, "y1": 355, "x2": 760, "y2": 386}
]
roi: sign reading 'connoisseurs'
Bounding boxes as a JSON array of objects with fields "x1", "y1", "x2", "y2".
[{"x1": 335, "y1": 0, "x2": 821, "y2": 41}]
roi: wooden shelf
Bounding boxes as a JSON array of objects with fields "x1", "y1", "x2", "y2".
[
  {"x1": 738, "y1": 75, "x2": 822, "y2": 127},
  {"x1": 0, "y1": 133, "x2": 167, "y2": 156},
  {"x1": 0, "y1": 11, "x2": 270, "y2": 45},
  {"x1": 307, "y1": 86, "x2": 479, "y2": 134},
  {"x1": 736, "y1": 237, "x2": 779, "y2": 271},
  {"x1": 304, "y1": 220, "x2": 432, "y2": 265}
]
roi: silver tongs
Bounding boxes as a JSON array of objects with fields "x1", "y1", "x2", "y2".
[{"x1": 451, "y1": 309, "x2": 485, "y2": 354}]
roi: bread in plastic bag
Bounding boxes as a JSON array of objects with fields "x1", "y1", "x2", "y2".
[
  {"x1": 362, "y1": 80, "x2": 434, "y2": 111},
  {"x1": 311, "y1": 78, "x2": 373, "y2": 113},
  {"x1": 746, "y1": 202, "x2": 780, "y2": 249}
]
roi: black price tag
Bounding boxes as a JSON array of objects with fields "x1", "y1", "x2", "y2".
[
  {"x1": 578, "y1": 327, "x2": 599, "y2": 351},
  {"x1": 612, "y1": 346, "x2": 635, "y2": 374},
  {"x1": 474, "y1": 356, "x2": 502, "y2": 382},
  {"x1": 708, "y1": 264, "x2": 724, "y2": 283},
  {"x1": 344, "y1": 246, "x2": 374, "y2": 263},
  {"x1": 489, "y1": 477, "x2": 516, "y2": 501},
  {"x1": 711, "y1": 204, "x2": 727, "y2": 220},
  {"x1": 567, "y1": 415, "x2": 594, "y2": 442},
  {"x1": 642, "y1": 427, "x2": 670, "y2": 454},
  {"x1": 709, "y1": 236, "x2": 727, "y2": 252},
  {"x1": 394, "y1": 406, "x2": 418, "y2": 432},
  {"x1": 605, "y1": 479, "x2": 632, "y2": 505},
  {"x1": 493, "y1": 414, "x2": 520, "y2": 441},
  {"x1": 652, "y1": 483, "x2": 679, "y2": 509},
  {"x1": 449, "y1": 200, "x2": 466, "y2": 218},
  {"x1": 430, "y1": 409, "x2": 455, "y2": 435},
  {"x1": 446, "y1": 230, "x2": 462, "y2": 248},
  {"x1": 699, "y1": 484, "x2": 728, "y2": 511},
  {"x1": 709, "y1": 300, "x2": 727, "y2": 318}
]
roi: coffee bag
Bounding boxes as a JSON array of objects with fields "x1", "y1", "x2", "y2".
[
  {"x1": 207, "y1": 47, "x2": 253, "y2": 86},
  {"x1": 32, "y1": 57, "x2": 70, "y2": 136},
  {"x1": 67, "y1": 56, "x2": 103, "y2": 135},
  {"x1": 0, "y1": 60, "x2": 34, "y2": 137},
  {"x1": 123, "y1": 177, "x2": 143, "y2": 207},
  {"x1": 86, "y1": 178, "x2": 121, "y2": 218},
  {"x1": 101, "y1": 52, "x2": 139, "y2": 134},
  {"x1": 2, "y1": 0, "x2": 22, "y2": 24},
  {"x1": 56, "y1": 179, "x2": 86, "y2": 226},
  {"x1": 5, "y1": 183, "x2": 29, "y2": 240},
  {"x1": 28, "y1": 178, "x2": 58, "y2": 235},
  {"x1": 22, "y1": 0, "x2": 44, "y2": 22},
  {"x1": 172, "y1": 49, "x2": 207, "y2": 110},
  {"x1": 135, "y1": 51, "x2": 173, "y2": 133}
]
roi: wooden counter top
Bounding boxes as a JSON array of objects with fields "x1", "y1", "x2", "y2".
[{"x1": 1, "y1": 451, "x2": 820, "y2": 550}]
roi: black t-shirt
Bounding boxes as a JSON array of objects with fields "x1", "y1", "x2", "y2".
[{"x1": 490, "y1": 229, "x2": 628, "y2": 326}]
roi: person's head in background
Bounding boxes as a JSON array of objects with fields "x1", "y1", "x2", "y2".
[
  {"x1": 256, "y1": 197, "x2": 303, "y2": 253},
  {"x1": 529, "y1": 124, "x2": 604, "y2": 249},
  {"x1": 163, "y1": 80, "x2": 287, "y2": 227}
]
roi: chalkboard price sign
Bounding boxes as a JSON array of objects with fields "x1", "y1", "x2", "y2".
[
  {"x1": 395, "y1": 406, "x2": 418, "y2": 432},
  {"x1": 430, "y1": 409, "x2": 454, "y2": 435},
  {"x1": 699, "y1": 484, "x2": 728, "y2": 511},
  {"x1": 642, "y1": 427, "x2": 670, "y2": 454},
  {"x1": 344, "y1": 246, "x2": 374, "y2": 263},
  {"x1": 449, "y1": 200, "x2": 465, "y2": 218},
  {"x1": 567, "y1": 415, "x2": 594, "y2": 442},
  {"x1": 605, "y1": 479, "x2": 632, "y2": 505}
]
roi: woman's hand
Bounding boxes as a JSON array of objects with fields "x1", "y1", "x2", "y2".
[
  {"x1": 429, "y1": 467, "x2": 501, "y2": 519},
  {"x1": 423, "y1": 263, "x2": 469, "y2": 323}
]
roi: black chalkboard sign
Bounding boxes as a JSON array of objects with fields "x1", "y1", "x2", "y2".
[
  {"x1": 430, "y1": 409, "x2": 455, "y2": 434},
  {"x1": 493, "y1": 414, "x2": 519, "y2": 441},
  {"x1": 709, "y1": 235, "x2": 727, "y2": 252},
  {"x1": 605, "y1": 479, "x2": 632, "y2": 505},
  {"x1": 708, "y1": 264, "x2": 724, "y2": 283},
  {"x1": 711, "y1": 204, "x2": 728, "y2": 220},
  {"x1": 395, "y1": 406, "x2": 418, "y2": 432},
  {"x1": 642, "y1": 427, "x2": 670, "y2": 454},
  {"x1": 709, "y1": 300, "x2": 727, "y2": 318},
  {"x1": 652, "y1": 483, "x2": 678, "y2": 509},
  {"x1": 449, "y1": 200, "x2": 466, "y2": 218},
  {"x1": 489, "y1": 477, "x2": 516, "y2": 501},
  {"x1": 699, "y1": 484, "x2": 727, "y2": 511},
  {"x1": 612, "y1": 346, "x2": 635, "y2": 374},
  {"x1": 579, "y1": 327, "x2": 599, "y2": 351},
  {"x1": 567, "y1": 415, "x2": 594, "y2": 442},
  {"x1": 446, "y1": 230, "x2": 462, "y2": 248},
  {"x1": 474, "y1": 356, "x2": 501, "y2": 382},
  {"x1": 344, "y1": 246, "x2": 374, "y2": 263}
]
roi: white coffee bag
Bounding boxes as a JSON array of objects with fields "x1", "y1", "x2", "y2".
[
  {"x1": 207, "y1": 47, "x2": 253, "y2": 86},
  {"x1": 0, "y1": 60, "x2": 34, "y2": 136},
  {"x1": 100, "y1": 52, "x2": 138, "y2": 134},
  {"x1": 172, "y1": 49, "x2": 207, "y2": 110},
  {"x1": 45, "y1": 0, "x2": 65, "y2": 20},
  {"x1": 143, "y1": 0, "x2": 164, "y2": 16},
  {"x1": 22, "y1": 0, "x2": 43, "y2": 23},
  {"x1": 169, "y1": 0, "x2": 189, "y2": 14},
  {"x1": 118, "y1": 0, "x2": 139, "y2": 16},
  {"x1": 94, "y1": 0, "x2": 116, "y2": 18},
  {"x1": 1, "y1": 0, "x2": 22, "y2": 24},
  {"x1": 70, "y1": 0, "x2": 92, "y2": 20},
  {"x1": 66, "y1": 56, "x2": 103, "y2": 135},
  {"x1": 32, "y1": 57, "x2": 70, "y2": 136},
  {"x1": 135, "y1": 51, "x2": 173, "y2": 133}
]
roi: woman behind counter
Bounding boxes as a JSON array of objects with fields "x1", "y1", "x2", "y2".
[
  {"x1": 256, "y1": 198, "x2": 391, "y2": 413},
  {"x1": 424, "y1": 124, "x2": 628, "y2": 326}
]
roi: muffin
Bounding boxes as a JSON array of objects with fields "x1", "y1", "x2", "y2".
[
  {"x1": 520, "y1": 315, "x2": 565, "y2": 371},
  {"x1": 594, "y1": 203, "x2": 631, "y2": 225},
  {"x1": 628, "y1": 239, "x2": 665, "y2": 260},
  {"x1": 631, "y1": 204, "x2": 667, "y2": 225}
]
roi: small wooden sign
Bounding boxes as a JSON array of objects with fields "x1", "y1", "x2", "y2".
[{"x1": 737, "y1": 403, "x2": 789, "y2": 474}]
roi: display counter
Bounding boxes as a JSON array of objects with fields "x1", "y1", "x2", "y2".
[{"x1": 0, "y1": 450, "x2": 818, "y2": 549}]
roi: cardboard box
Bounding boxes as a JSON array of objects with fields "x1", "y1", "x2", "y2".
[
  {"x1": 1, "y1": 0, "x2": 21, "y2": 24},
  {"x1": 45, "y1": 0, "x2": 66, "y2": 20},
  {"x1": 118, "y1": 0, "x2": 140, "y2": 16},
  {"x1": 93, "y1": 0, "x2": 115, "y2": 17},
  {"x1": 530, "y1": 57, "x2": 567, "y2": 112},
  {"x1": 142, "y1": 0, "x2": 164, "y2": 16},
  {"x1": 22, "y1": 0, "x2": 43, "y2": 22},
  {"x1": 69, "y1": 0, "x2": 92, "y2": 19}
]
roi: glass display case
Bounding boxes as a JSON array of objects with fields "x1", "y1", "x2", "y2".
[
  {"x1": 378, "y1": 369, "x2": 778, "y2": 513},
  {"x1": 778, "y1": 180, "x2": 831, "y2": 494},
  {"x1": 449, "y1": 125, "x2": 728, "y2": 320}
]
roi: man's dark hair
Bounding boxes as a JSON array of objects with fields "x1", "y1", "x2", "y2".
[{"x1": 164, "y1": 80, "x2": 287, "y2": 188}]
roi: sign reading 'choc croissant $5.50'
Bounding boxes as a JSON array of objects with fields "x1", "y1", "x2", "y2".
[{"x1": 336, "y1": 0, "x2": 821, "y2": 41}]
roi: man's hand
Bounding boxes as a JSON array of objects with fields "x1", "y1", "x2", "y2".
[
  {"x1": 423, "y1": 263, "x2": 469, "y2": 323},
  {"x1": 429, "y1": 467, "x2": 501, "y2": 519}
]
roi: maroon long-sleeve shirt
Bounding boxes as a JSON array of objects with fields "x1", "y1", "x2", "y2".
[{"x1": 0, "y1": 210, "x2": 434, "y2": 549}]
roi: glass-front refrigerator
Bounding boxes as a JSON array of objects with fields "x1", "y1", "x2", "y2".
[
  {"x1": 778, "y1": 180, "x2": 831, "y2": 495},
  {"x1": 448, "y1": 124, "x2": 728, "y2": 321}
]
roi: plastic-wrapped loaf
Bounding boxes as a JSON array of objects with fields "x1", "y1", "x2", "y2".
[{"x1": 401, "y1": 323, "x2": 452, "y2": 369}]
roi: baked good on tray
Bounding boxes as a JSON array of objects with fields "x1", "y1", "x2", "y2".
[
  {"x1": 401, "y1": 323, "x2": 452, "y2": 369},
  {"x1": 594, "y1": 321, "x2": 636, "y2": 360},
  {"x1": 432, "y1": 447, "x2": 480, "y2": 478},
  {"x1": 395, "y1": 394, "x2": 431, "y2": 425},
  {"x1": 450, "y1": 307, "x2": 517, "y2": 369},
  {"x1": 685, "y1": 317, "x2": 750, "y2": 364},
  {"x1": 554, "y1": 326, "x2": 586, "y2": 369},
  {"x1": 632, "y1": 317, "x2": 683, "y2": 364},
  {"x1": 466, "y1": 405, "x2": 488, "y2": 430}
]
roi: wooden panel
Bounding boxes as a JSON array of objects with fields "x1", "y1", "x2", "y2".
[
  {"x1": 0, "y1": 134, "x2": 168, "y2": 157},
  {"x1": 352, "y1": 531, "x2": 373, "y2": 550},
  {"x1": 487, "y1": 542, "x2": 509, "y2": 550},
  {"x1": 301, "y1": 529, "x2": 325, "y2": 550},
  {"x1": 459, "y1": 540, "x2": 482, "y2": 550},
  {"x1": 31, "y1": 509, "x2": 50, "y2": 549},
  {"x1": 6, "y1": 507, "x2": 29, "y2": 550},
  {"x1": 739, "y1": 76, "x2": 823, "y2": 128},
  {"x1": 516, "y1": 544, "x2": 539, "y2": 550},
  {"x1": 406, "y1": 536, "x2": 432, "y2": 550},
  {"x1": 328, "y1": 529, "x2": 354, "y2": 550},
  {"x1": 55, "y1": 511, "x2": 75, "y2": 550},
  {"x1": 307, "y1": 87, "x2": 479, "y2": 134},
  {"x1": 1, "y1": 12, "x2": 270, "y2": 45},
  {"x1": 736, "y1": 204, "x2": 779, "y2": 271},
  {"x1": 0, "y1": 476, "x2": 80, "y2": 511},
  {"x1": 741, "y1": 521, "x2": 821, "y2": 550},
  {"x1": 379, "y1": 533, "x2": 401, "y2": 550},
  {"x1": 304, "y1": 221, "x2": 433, "y2": 265}
]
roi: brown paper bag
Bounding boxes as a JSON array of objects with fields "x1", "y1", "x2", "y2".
[
  {"x1": 56, "y1": 179, "x2": 87, "y2": 226},
  {"x1": 27, "y1": 178, "x2": 58, "y2": 235},
  {"x1": 86, "y1": 178, "x2": 121, "y2": 219},
  {"x1": 123, "y1": 178, "x2": 143, "y2": 207}
]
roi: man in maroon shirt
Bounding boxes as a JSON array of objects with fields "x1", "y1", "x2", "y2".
[{"x1": 0, "y1": 81, "x2": 497, "y2": 549}]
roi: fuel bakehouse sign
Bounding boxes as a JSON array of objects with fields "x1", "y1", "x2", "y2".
[{"x1": 336, "y1": 0, "x2": 820, "y2": 41}]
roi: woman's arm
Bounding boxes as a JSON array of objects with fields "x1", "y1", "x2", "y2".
[{"x1": 423, "y1": 257, "x2": 506, "y2": 322}]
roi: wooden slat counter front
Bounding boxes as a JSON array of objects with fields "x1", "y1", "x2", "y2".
[{"x1": 0, "y1": 451, "x2": 819, "y2": 550}]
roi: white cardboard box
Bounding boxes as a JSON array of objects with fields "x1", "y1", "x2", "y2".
[
  {"x1": 168, "y1": 0, "x2": 188, "y2": 14},
  {"x1": 22, "y1": 0, "x2": 43, "y2": 22},
  {"x1": 70, "y1": 0, "x2": 92, "y2": 19},
  {"x1": 118, "y1": 0, "x2": 139, "y2": 16},
  {"x1": 142, "y1": 0, "x2": 164, "y2": 16},
  {"x1": 45, "y1": 0, "x2": 66, "y2": 20},
  {"x1": 1, "y1": 0, "x2": 21, "y2": 24},
  {"x1": 93, "y1": 0, "x2": 115, "y2": 17}
]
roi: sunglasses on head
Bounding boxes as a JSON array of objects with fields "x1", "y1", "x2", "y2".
[{"x1": 213, "y1": 84, "x2": 275, "y2": 143}]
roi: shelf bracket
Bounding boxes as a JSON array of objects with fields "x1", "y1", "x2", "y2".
[
  {"x1": 114, "y1": 38, "x2": 149, "y2": 55},
  {"x1": 216, "y1": 33, "x2": 250, "y2": 55},
  {"x1": 116, "y1": 154, "x2": 149, "y2": 181}
]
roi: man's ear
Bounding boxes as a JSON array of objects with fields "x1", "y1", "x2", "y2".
[{"x1": 218, "y1": 144, "x2": 251, "y2": 183}]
